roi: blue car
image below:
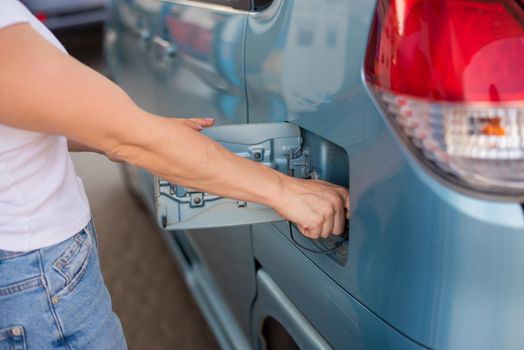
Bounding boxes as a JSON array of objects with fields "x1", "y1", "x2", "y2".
[{"x1": 105, "y1": 0, "x2": 524, "y2": 349}]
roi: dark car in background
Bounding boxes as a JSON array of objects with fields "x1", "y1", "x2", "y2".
[{"x1": 21, "y1": 0, "x2": 108, "y2": 32}]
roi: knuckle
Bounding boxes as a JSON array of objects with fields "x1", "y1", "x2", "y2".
[
  {"x1": 335, "y1": 194, "x2": 345, "y2": 207},
  {"x1": 330, "y1": 193, "x2": 339, "y2": 203},
  {"x1": 323, "y1": 204, "x2": 335, "y2": 216},
  {"x1": 311, "y1": 215, "x2": 323, "y2": 228}
]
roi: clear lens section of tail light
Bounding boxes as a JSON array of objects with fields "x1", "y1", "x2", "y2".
[
  {"x1": 365, "y1": 0, "x2": 524, "y2": 197},
  {"x1": 375, "y1": 90, "x2": 524, "y2": 193}
]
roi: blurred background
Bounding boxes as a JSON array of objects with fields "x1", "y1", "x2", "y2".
[{"x1": 19, "y1": 0, "x2": 219, "y2": 348}]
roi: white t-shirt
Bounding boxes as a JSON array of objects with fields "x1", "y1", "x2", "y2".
[{"x1": 0, "y1": 0, "x2": 91, "y2": 251}]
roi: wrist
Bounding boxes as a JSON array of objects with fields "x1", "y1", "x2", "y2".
[
  {"x1": 254, "y1": 167, "x2": 281, "y2": 206},
  {"x1": 261, "y1": 170, "x2": 293, "y2": 210}
]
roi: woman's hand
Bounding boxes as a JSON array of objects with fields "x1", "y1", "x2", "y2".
[{"x1": 272, "y1": 177, "x2": 349, "y2": 239}]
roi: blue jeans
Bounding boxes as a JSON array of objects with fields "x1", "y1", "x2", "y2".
[{"x1": 0, "y1": 221, "x2": 127, "y2": 350}]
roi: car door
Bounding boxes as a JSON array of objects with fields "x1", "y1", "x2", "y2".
[{"x1": 141, "y1": 1, "x2": 254, "y2": 348}]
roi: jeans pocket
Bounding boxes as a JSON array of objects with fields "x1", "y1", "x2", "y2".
[
  {"x1": 51, "y1": 229, "x2": 93, "y2": 297},
  {"x1": 0, "y1": 325, "x2": 26, "y2": 350}
]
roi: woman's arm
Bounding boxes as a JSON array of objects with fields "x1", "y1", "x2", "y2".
[
  {"x1": 67, "y1": 117, "x2": 214, "y2": 154},
  {"x1": 0, "y1": 24, "x2": 349, "y2": 239}
]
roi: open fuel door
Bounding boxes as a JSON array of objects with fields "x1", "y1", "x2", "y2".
[{"x1": 154, "y1": 123, "x2": 309, "y2": 230}]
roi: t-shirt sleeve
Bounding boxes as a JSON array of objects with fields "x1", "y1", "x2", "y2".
[{"x1": 0, "y1": 1, "x2": 30, "y2": 30}]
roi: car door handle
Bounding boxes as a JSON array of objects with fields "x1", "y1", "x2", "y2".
[
  {"x1": 152, "y1": 36, "x2": 177, "y2": 58},
  {"x1": 131, "y1": 26, "x2": 151, "y2": 41},
  {"x1": 139, "y1": 28, "x2": 151, "y2": 40}
]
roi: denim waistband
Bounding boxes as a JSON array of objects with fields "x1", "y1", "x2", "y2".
[{"x1": 0, "y1": 220, "x2": 94, "y2": 260}]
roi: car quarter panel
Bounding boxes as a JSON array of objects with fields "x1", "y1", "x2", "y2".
[
  {"x1": 252, "y1": 223, "x2": 424, "y2": 350},
  {"x1": 246, "y1": 0, "x2": 524, "y2": 349}
]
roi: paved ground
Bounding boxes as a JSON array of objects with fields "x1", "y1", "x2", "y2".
[{"x1": 63, "y1": 30, "x2": 219, "y2": 350}]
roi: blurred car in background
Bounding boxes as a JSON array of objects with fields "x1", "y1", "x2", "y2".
[
  {"x1": 21, "y1": 0, "x2": 108, "y2": 32},
  {"x1": 105, "y1": 0, "x2": 524, "y2": 349}
]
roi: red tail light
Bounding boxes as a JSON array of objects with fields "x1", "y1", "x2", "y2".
[{"x1": 365, "y1": 0, "x2": 524, "y2": 197}]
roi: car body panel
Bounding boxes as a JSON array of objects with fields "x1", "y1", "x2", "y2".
[
  {"x1": 246, "y1": 0, "x2": 524, "y2": 349},
  {"x1": 158, "y1": 228, "x2": 251, "y2": 350},
  {"x1": 252, "y1": 222, "x2": 424, "y2": 350},
  {"x1": 252, "y1": 269, "x2": 333, "y2": 350},
  {"x1": 105, "y1": 0, "x2": 160, "y2": 112}
]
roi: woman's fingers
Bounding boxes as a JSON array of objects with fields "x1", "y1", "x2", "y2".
[
  {"x1": 187, "y1": 117, "x2": 215, "y2": 128},
  {"x1": 297, "y1": 224, "x2": 309, "y2": 238},
  {"x1": 306, "y1": 224, "x2": 323, "y2": 239},
  {"x1": 177, "y1": 117, "x2": 215, "y2": 131},
  {"x1": 332, "y1": 201, "x2": 346, "y2": 236},
  {"x1": 320, "y1": 204, "x2": 335, "y2": 238},
  {"x1": 299, "y1": 212, "x2": 323, "y2": 239},
  {"x1": 338, "y1": 188, "x2": 350, "y2": 219}
]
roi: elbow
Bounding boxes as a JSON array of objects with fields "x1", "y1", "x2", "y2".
[{"x1": 105, "y1": 142, "x2": 138, "y2": 163}]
